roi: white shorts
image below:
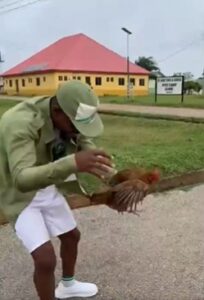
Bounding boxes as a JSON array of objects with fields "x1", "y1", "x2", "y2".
[{"x1": 15, "y1": 185, "x2": 77, "y2": 253}]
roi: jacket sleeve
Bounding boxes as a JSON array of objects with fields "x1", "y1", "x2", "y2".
[
  {"x1": 77, "y1": 135, "x2": 96, "y2": 150},
  {"x1": 2, "y1": 119, "x2": 77, "y2": 192}
]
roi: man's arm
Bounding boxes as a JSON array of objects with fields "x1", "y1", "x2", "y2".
[
  {"x1": 3, "y1": 120, "x2": 77, "y2": 193},
  {"x1": 77, "y1": 135, "x2": 96, "y2": 150}
]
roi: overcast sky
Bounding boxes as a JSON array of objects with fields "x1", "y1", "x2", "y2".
[{"x1": 1, "y1": 0, "x2": 204, "y2": 77}]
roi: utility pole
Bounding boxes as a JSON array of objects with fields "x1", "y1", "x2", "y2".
[
  {"x1": 202, "y1": 68, "x2": 204, "y2": 96},
  {"x1": 0, "y1": 51, "x2": 4, "y2": 65},
  {"x1": 121, "y1": 27, "x2": 132, "y2": 99},
  {"x1": 0, "y1": 51, "x2": 4, "y2": 92}
]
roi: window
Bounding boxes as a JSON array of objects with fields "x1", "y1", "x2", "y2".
[
  {"x1": 36, "y1": 77, "x2": 40, "y2": 86},
  {"x1": 130, "y1": 78, "x2": 135, "y2": 86},
  {"x1": 77, "y1": 76, "x2": 81, "y2": 80},
  {"x1": 73, "y1": 76, "x2": 76, "y2": 80},
  {"x1": 64, "y1": 76, "x2": 68, "y2": 81},
  {"x1": 106, "y1": 77, "x2": 110, "y2": 82},
  {"x1": 139, "y1": 79, "x2": 145, "y2": 86},
  {"x1": 28, "y1": 78, "x2": 32, "y2": 83},
  {"x1": 95, "y1": 77, "x2": 102, "y2": 85},
  {"x1": 118, "y1": 78, "x2": 125, "y2": 86},
  {"x1": 43, "y1": 77, "x2": 46, "y2": 82},
  {"x1": 111, "y1": 77, "x2": 114, "y2": 82},
  {"x1": 59, "y1": 76, "x2": 63, "y2": 81},
  {"x1": 22, "y1": 79, "x2": 25, "y2": 87},
  {"x1": 85, "y1": 76, "x2": 91, "y2": 85},
  {"x1": 9, "y1": 80, "x2": 12, "y2": 87}
]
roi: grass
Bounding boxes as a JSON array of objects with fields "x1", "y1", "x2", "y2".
[
  {"x1": 0, "y1": 100, "x2": 19, "y2": 116},
  {"x1": 100, "y1": 94, "x2": 204, "y2": 108},
  {"x1": 1, "y1": 99, "x2": 204, "y2": 192},
  {"x1": 79, "y1": 114, "x2": 204, "y2": 192},
  {"x1": 98, "y1": 115, "x2": 204, "y2": 174},
  {"x1": 2, "y1": 94, "x2": 204, "y2": 109}
]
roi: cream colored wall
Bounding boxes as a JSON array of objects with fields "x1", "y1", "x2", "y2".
[
  {"x1": 4, "y1": 72, "x2": 149, "y2": 97},
  {"x1": 4, "y1": 73, "x2": 57, "y2": 96},
  {"x1": 55, "y1": 72, "x2": 149, "y2": 96}
]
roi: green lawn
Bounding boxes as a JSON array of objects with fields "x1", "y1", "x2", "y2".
[
  {"x1": 79, "y1": 114, "x2": 204, "y2": 191},
  {"x1": 1, "y1": 99, "x2": 204, "y2": 192},
  {"x1": 100, "y1": 95, "x2": 204, "y2": 108},
  {"x1": 1, "y1": 94, "x2": 204, "y2": 109},
  {"x1": 0, "y1": 100, "x2": 19, "y2": 116}
]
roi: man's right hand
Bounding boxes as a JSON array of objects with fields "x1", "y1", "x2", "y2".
[{"x1": 75, "y1": 149, "x2": 113, "y2": 179}]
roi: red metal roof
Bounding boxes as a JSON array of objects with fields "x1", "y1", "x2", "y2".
[{"x1": 3, "y1": 33, "x2": 149, "y2": 76}]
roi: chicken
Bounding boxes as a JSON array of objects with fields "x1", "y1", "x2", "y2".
[
  {"x1": 90, "y1": 167, "x2": 161, "y2": 214},
  {"x1": 108, "y1": 167, "x2": 161, "y2": 186}
]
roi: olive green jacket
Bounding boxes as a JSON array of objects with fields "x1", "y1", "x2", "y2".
[{"x1": 0, "y1": 96, "x2": 96, "y2": 224}]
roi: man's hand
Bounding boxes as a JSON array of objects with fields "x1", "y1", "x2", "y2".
[{"x1": 75, "y1": 149, "x2": 113, "y2": 179}]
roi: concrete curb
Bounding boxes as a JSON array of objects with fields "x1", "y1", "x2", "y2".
[
  {"x1": 0, "y1": 96, "x2": 25, "y2": 102},
  {"x1": 1, "y1": 168, "x2": 204, "y2": 226},
  {"x1": 99, "y1": 109, "x2": 204, "y2": 124}
]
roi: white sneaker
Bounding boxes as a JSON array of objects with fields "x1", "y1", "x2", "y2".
[{"x1": 55, "y1": 280, "x2": 98, "y2": 299}]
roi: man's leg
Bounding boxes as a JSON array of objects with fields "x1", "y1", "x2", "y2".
[
  {"x1": 15, "y1": 201, "x2": 55, "y2": 300},
  {"x1": 55, "y1": 226, "x2": 98, "y2": 299},
  {"x1": 31, "y1": 241, "x2": 56, "y2": 300},
  {"x1": 58, "y1": 228, "x2": 81, "y2": 277},
  {"x1": 41, "y1": 190, "x2": 98, "y2": 298}
]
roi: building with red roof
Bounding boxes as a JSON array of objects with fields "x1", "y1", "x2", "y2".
[{"x1": 3, "y1": 33, "x2": 149, "y2": 96}]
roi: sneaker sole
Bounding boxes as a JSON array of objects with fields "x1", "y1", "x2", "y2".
[{"x1": 55, "y1": 290, "x2": 98, "y2": 299}]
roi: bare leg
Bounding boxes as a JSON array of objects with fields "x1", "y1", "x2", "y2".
[
  {"x1": 31, "y1": 241, "x2": 56, "y2": 300},
  {"x1": 58, "y1": 228, "x2": 81, "y2": 277}
]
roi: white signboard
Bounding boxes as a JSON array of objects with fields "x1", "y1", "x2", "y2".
[{"x1": 157, "y1": 77, "x2": 183, "y2": 95}]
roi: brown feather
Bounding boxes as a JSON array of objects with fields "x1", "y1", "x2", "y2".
[{"x1": 90, "y1": 177, "x2": 151, "y2": 214}]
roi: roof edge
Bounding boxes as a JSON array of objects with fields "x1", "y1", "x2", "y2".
[{"x1": 2, "y1": 69, "x2": 149, "y2": 78}]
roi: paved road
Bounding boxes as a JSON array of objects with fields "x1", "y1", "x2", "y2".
[
  {"x1": 0, "y1": 95, "x2": 28, "y2": 102},
  {"x1": 100, "y1": 103, "x2": 204, "y2": 119},
  {"x1": 1, "y1": 95, "x2": 204, "y2": 119},
  {"x1": 1, "y1": 185, "x2": 204, "y2": 300}
]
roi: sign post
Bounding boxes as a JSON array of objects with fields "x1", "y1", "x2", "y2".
[
  {"x1": 181, "y1": 76, "x2": 185, "y2": 103},
  {"x1": 155, "y1": 76, "x2": 184, "y2": 103},
  {"x1": 155, "y1": 78, "x2": 158, "y2": 103}
]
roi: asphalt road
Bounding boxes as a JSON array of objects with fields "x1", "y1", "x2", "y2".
[{"x1": 1, "y1": 185, "x2": 204, "y2": 300}]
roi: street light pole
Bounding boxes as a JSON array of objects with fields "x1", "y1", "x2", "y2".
[
  {"x1": 202, "y1": 68, "x2": 204, "y2": 96},
  {"x1": 0, "y1": 51, "x2": 4, "y2": 69},
  {"x1": 122, "y1": 27, "x2": 132, "y2": 99},
  {"x1": 0, "y1": 51, "x2": 4, "y2": 93}
]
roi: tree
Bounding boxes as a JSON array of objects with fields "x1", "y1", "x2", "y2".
[
  {"x1": 184, "y1": 81, "x2": 202, "y2": 94},
  {"x1": 173, "y1": 72, "x2": 194, "y2": 81},
  {"x1": 135, "y1": 56, "x2": 160, "y2": 72}
]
